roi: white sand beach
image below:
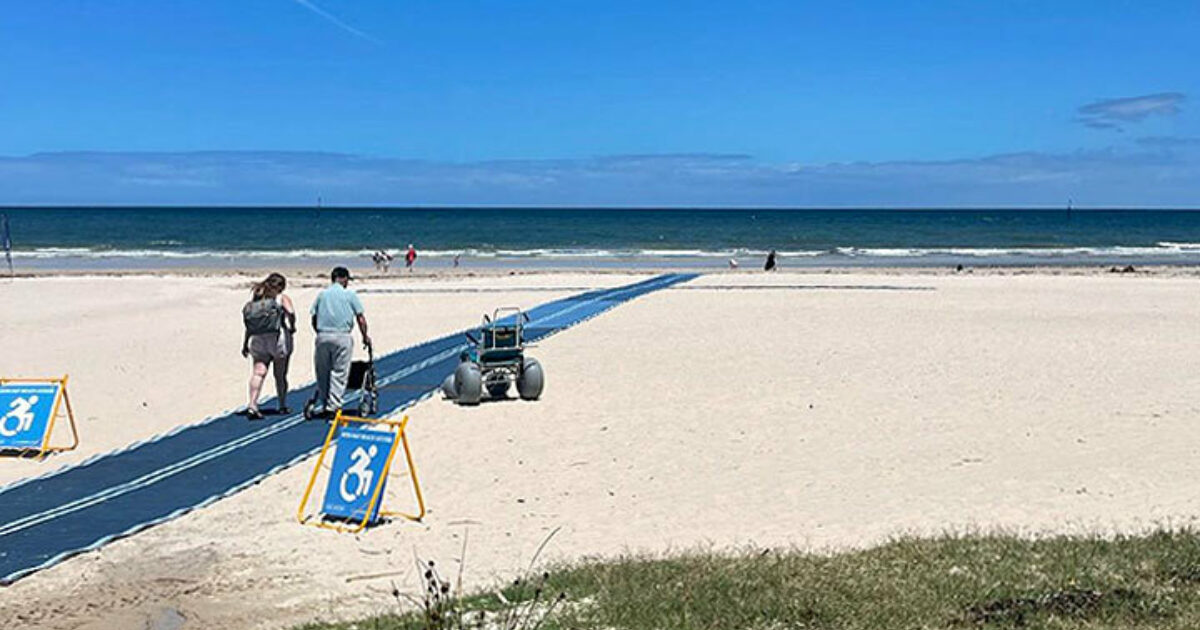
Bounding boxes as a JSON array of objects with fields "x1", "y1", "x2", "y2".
[{"x1": 3, "y1": 268, "x2": 1200, "y2": 629}]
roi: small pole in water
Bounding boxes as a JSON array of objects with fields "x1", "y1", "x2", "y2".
[
  {"x1": 1, "y1": 212, "x2": 13, "y2": 279},
  {"x1": 1066, "y1": 198, "x2": 1073, "y2": 221}
]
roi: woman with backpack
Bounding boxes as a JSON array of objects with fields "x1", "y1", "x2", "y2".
[{"x1": 241, "y1": 272, "x2": 296, "y2": 419}]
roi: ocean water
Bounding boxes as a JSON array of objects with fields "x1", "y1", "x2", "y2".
[{"x1": 4, "y1": 207, "x2": 1200, "y2": 269}]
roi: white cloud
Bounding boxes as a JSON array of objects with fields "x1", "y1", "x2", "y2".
[
  {"x1": 1, "y1": 148, "x2": 1197, "y2": 207},
  {"x1": 1077, "y1": 92, "x2": 1185, "y2": 131}
]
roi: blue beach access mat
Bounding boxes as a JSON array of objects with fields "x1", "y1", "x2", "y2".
[{"x1": 0, "y1": 273, "x2": 696, "y2": 584}]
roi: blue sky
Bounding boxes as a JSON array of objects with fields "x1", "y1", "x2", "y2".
[{"x1": 1, "y1": 1, "x2": 1198, "y2": 206}]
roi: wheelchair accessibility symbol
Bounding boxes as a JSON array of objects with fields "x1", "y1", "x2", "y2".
[
  {"x1": 0, "y1": 382, "x2": 63, "y2": 451},
  {"x1": 298, "y1": 412, "x2": 425, "y2": 533},
  {"x1": 339, "y1": 444, "x2": 379, "y2": 502},
  {"x1": 1, "y1": 395, "x2": 40, "y2": 437},
  {"x1": 320, "y1": 426, "x2": 396, "y2": 523}
]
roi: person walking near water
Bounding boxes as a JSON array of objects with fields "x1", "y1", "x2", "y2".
[
  {"x1": 309, "y1": 266, "x2": 371, "y2": 418},
  {"x1": 405, "y1": 244, "x2": 417, "y2": 271},
  {"x1": 372, "y1": 249, "x2": 393, "y2": 273},
  {"x1": 241, "y1": 273, "x2": 296, "y2": 419},
  {"x1": 764, "y1": 249, "x2": 778, "y2": 271}
]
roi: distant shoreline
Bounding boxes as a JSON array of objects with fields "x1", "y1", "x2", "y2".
[
  {"x1": 11, "y1": 251, "x2": 1200, "y2": 274},
  {"x1": 7, "y1": 262, "x2": 1200, "y2": 279}
]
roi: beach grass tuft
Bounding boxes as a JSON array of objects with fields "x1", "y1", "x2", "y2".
[{"x1": 296, "y1": 528, "x2": 1200, "y2": 629}]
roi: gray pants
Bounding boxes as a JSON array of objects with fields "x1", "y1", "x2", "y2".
[{"x1": 314, "y1": 332, "x2": 353, "y2": 413}]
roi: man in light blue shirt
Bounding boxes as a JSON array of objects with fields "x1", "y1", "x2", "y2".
[{"x1": 309, "y1": 267, "x2": 371, "y2": 418}]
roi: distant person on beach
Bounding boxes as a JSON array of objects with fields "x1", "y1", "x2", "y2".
[
  {"x1": 764, "y1": 250, "x2": 778, "y2": 271},
  {"x1": 309, "y1": 266, "x2": 371, "y2": 418},
  {"x1": 373, "y1": 249, "x2": 393, "y2": 273},
  {"x1": 728, "y1": 258, "x2": 739, "y2": 269},
  {"x1": 453, "y1": 253, "x2": 461, "y2": 268},
  {"x1": 405, "y1": 244, "x2": 417, "y2": 271},
  {"x1": 241, "y1": 273, "x2": 296, "y2": 420}
]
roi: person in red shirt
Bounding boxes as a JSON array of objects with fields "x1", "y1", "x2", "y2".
[{"x1": 405, "y1": 244, "x2": 417, "y2": 271}]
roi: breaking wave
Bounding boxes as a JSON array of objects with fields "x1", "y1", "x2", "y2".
[{"x1": 15, "y1": 244, "x2": 1200, "y2": 261}]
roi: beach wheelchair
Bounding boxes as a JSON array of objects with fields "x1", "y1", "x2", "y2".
[
  {"x1": 441, "y1": 307, "x2": 544, "y2": 405},
  {"x1": 303, "y1": 341, "x2": 378, "y2": 419}
]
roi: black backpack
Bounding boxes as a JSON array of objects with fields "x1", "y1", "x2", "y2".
[{"x1": 242, "y1": 297, "x2": 283, "y2": 335}]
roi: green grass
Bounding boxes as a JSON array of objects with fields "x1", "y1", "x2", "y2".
[{"x1": 297, "y1": 529, "x2": 1200, "y2": 630}]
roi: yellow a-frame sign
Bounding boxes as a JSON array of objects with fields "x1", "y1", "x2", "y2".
[
  {"x1": 297, "y1": 411, "x2": 425, "y2": 534},
  {"x1": 0, "y1": 375, "x2": 80, "y2": 458}
]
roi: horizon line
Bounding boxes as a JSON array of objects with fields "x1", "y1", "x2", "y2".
[{"x1": 2, "y1": 204, "x2": 1200, "y2": 211}]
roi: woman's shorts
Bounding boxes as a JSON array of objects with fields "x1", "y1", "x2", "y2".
[{"x1": 249, "y1": 332, "x2": 292, "y2": 363}]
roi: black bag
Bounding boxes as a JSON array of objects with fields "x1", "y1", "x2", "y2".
[{"x1": 347, "y1": 361, "x2": 371, "y2": 389}]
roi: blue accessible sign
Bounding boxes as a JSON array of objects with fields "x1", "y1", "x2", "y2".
[
  {"x1": 321, "y1": 426, "x2": 397, "y2": 523},
  {"x1": 0, "y1": 382, "x2": 62, "y2": 450}
]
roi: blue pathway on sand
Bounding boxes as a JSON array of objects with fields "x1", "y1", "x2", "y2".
[{"x1": 0, "y1": 273, "x2": 696, "y2": 585}]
